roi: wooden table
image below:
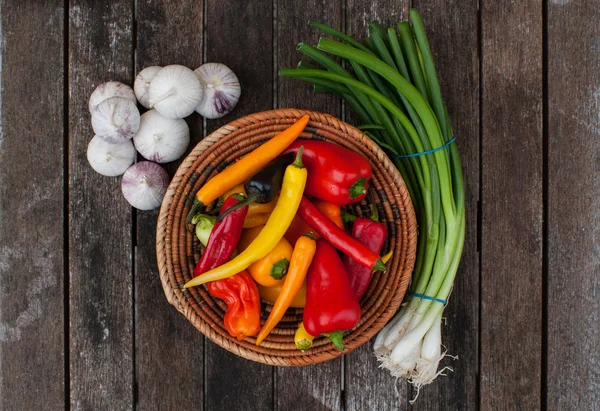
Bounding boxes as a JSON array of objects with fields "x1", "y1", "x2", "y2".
[{"x1": 1, "y1": 0, "x2": 598, "y2": 409}]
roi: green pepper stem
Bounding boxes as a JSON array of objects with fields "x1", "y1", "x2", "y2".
[
  {"x1": 349, "y1": 178, "x2": 367, "y2": 199},
  {"x1": 186, "y1": 199, "x2": 206, "y2": 231},
  {"x1": 297, "y1": 339, "x2": 313, "y2": 352},
  {"x1": 216, "y1": 194, "x2": 252, "y2": 222},
  {"x1": 270, "y1": 258, "x2": 290, "y2": 280},
  {"x1": 373, "y1": 258, "x2": 386, "y2": 272},
  {"x1": 322, "y1": 331, "x2": 345, "y2": 351},
  {"x1": 292, "y1": 146, "x2": 304, "y2": 168}
]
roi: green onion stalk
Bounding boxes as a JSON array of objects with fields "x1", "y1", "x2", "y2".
[{"x1": 280, "y1": 9, "x2": 465, "y2": 393}]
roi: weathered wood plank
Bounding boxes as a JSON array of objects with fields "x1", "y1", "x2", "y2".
[
  {"x1": 547, "y1": 1, "x2": 600, "y2": 409},
  {"x1": 480, "y1": 1, "x2": 543, "y2": 409},
  {"x1": 134, "y1": 1, "x2": 205, "y2": 410},
  {"x1": 68, "y1": 2, "x2": 134, "y2": 409},
  {"x1": 203, "y1": 1, "x2": 274, "y2": 409},
  {"x1": 275, "y1": 1, "x2": 343, "y2": 410},
  {"x1": 342, "y1": 1, "x2": 410, "y2": 410},
  {"x1": 0, "y1": 1, "x2": 65, "y2": 409},
  {"x1": 409, "y1": 1, "x2": 480, "y2": 409}
]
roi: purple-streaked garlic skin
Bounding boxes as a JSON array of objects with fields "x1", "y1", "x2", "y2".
[
  {"x1": 87, "y1": 135, "x2": 136, "y2": 177},
  {"x1": 121, "y1": 161, "x2": 169, "y2": 210},
  {"x1": 194, "y1": 63, "x2": 241, "y2": 119},
  {"x1": 148, "y1": 65, "x2": 202, "y2": 119},
  {"x1": 134, "y1": 66, "x2": 162, "y2": 109},
  {"x1": 91, "y1": 97, "x2": 141, "y2": 144},
  {"x1": 89, "y1": 81, "x2": 136, "y2": 113},
  {"x1": 133, "y1": 109, "x2": 190, "y2": 164}
]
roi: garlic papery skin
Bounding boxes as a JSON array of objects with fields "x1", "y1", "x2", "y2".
[
  {"x1": 87, "y1": 135, "x2": 136, "y2": 177},
  {"x1": 91, "y1": 96, "x2": 141, "y2": 144},
  {"x1": 148, "y1": 65, "x2": 202, "y2": 119},
  {"x1": 121, "y1": 161, "x2": 169, "y2": 210},
  {"x1": 133, "y1": 109, "x2": 190, "y2": 163},
  {"x1": 134, "y1": 66, "x2": 162, "y2": 109},
  {"x1": 89, "y1": 81, "x2": 136, "y2": 113},
  {"x1": 194, "y1": 63, "x2": 241, "y2": 119}
]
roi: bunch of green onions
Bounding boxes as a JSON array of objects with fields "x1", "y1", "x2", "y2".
[{"x1": 280, "y1": 9, "x2": 465, "y2": 391}]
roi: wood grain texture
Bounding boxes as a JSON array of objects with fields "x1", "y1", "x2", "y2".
[
  {"x1": 409, "y1": 1, "x2": 480, "y2": 409},
  {"x1": 68, "y1": 2, "x2": 134, "y2": 409},
  {"x1": 547, "y1": 1, "x2": 600, "y2": 409},
  {"x1": 0, "y1": 1, "x2": 65, "y2": 409},
  {"x1": 275, "y1": 1, "x2": 343, "y2": 410},
  {"x1": 204, "y1": 1, "x2": 275, "y2": 410},
  {"x1": 342, "y1": 1, "x2": 410, "y2": 409},
  {"x1": 134, "y1": 1, "x2": 205, "y2": 410},
  {"x1": 480, "y1": 1, "x2": 543, "y2": 410}
]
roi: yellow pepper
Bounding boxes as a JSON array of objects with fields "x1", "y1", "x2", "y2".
[
  {"x1": 183, "y1": 148, "x2": 307, "y2": 289},
  {"x1": 294, "y1": 322, "x2": 315, "y2": 352},
  {"x1": 248, "y1": 238, "x2": 293, "y2": 287},
  {"x1": 258, "y1": 282, "x2": 307, "y2": 308}
]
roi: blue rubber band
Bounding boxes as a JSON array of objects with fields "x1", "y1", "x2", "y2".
[
  {"x1": 408, "y1": 292, "x2": 447, "y2": 305},
  {"x1": 394, "y1": 136, "x2": 456, "y2": 159}
]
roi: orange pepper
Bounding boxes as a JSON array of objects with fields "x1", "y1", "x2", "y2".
[
  {"x1": 243, "y1": 213, "x2": 271, "y2": 228},
  {"x1": 284, "y1": 200, "x2": 344, "y2": 245},
  {"x1": 256, "y1": 234, "x2": 317, "y2": 345},
  {"x1": 247, "y1": 238, "x2": 293, "y2": 287}
]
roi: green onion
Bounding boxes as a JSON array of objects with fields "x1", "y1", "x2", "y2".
[{"x1": 279, "y1": 8, "x2": 465, "y2": 393}]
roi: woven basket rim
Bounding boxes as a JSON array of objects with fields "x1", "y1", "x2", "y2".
[{"x1": 156, "y1": 108, "x2": 417, "y2": 366}]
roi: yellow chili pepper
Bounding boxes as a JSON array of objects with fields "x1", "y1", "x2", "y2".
[
  {"x1": 248, "y1": 238, "x2": 293, "y2": 287},
  {"x1": 186, "y1": 115, "x2": 310, "y2": 228},
  {"x1": 256, "y1": 234, "x2": 317, "y2": 345},
  {"x1": 183, "y1": 148, "x2": 307, "y2": 289},
  {"x1": 258, "y1": 281, "x2": 307, "y2": 308},
  {"x1": 294, "y1": 322, "x2": 315, "y2": 352},
  {"x1": 243, "y1": 213, "x2": 271, "y2": 229}
]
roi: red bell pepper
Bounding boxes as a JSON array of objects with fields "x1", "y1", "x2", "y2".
[
  {"x1": 342, "y1": 217, "x2": 388, "y2": 300},
  {"x1": 303, "y1": 239, "x2": 361, "y2": 351},
  {"x1": 284, "y1": 140, "x2": 372, "y2": 206},
  {"x1": 193, "y1": 194, "x2": 260, "y2": 340},
  {"x1": 297, "y1": 197, "x2": 386, "y2": 271}
]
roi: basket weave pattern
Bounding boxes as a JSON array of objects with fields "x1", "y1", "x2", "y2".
[{"x1": 156, "y1": 109, "x2": 417, "y2": 366}]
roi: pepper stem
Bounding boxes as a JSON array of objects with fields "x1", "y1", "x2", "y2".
[
  {"x1": 303, "y1": 231, "x2": 316, "y2": 240},
  {"x1": 216, "y1": 194, "x2": 253, "y2": 222},
  {"x1": 340, "y1": 207, "x2": 357, "y2": 227},
  {"x1": 186, "y1": 199, "x2": 206, "y2": 231},
  {"x1": 292, "y1": 146, "x2": 304, "y2": 168},
  {"x1": 373, "y1": 258, "x2": 386, "y2": 272},
  {"x1": 322, "y1": 331, "x2": 345, "y2": 351},
  {"x1": 270, "y1": 258, "x2": 290, "y2": 280},
  {"x1": 349, "y1": 178, "x2": 367, "y2": 199},
  {"x1": 297, "y1": 339, "x2": 313, "y2": 352}
]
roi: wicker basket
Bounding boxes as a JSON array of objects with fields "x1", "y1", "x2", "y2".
[{"x1": 156, "y1": 109, "x2": 417, "y2": 366}]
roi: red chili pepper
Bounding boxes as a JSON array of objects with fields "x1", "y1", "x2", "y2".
[
  {"x1": 297, "y1": 197, "x2": 386, "y2": 271},
  {"x1": 193, "y1": 194, "x2": 260, "y2": 340},
  {"x1": 303, "y1": 239, "x2": 361, "y2": 351},
  {"x1": 284, "y1": 140, "x2": 372, "y2": 206},
  {"x1": 343, "y1": 217, "x2": 388, "y2": 300},
  {"x1": 193, "y1": 194, "x2": 248, "y2": 277}
]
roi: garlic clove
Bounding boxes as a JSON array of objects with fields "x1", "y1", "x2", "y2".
[
  {"x1": 134, "y1": 66, "x2": 162, "y2": 109},
  {"x1": 148, "y1": 65, "x2": 202, "y2": 119},
  {"x1": 91, "y1": 96, "x2": 141, "y2": 144},
  {"x1": 87, "y1": 135, "x2": 136, "y2": 177},
  {"x1": 89, "y1": 81, "x2": 136, "y2": 113},
  {"x1": 121, "y1": 161, "x2": 170, "y2": 211},
  {"x1": 133, "y1": 109, "x2": 190, "y2": 164},
  {"x1": 194, "y1": 63, "x2": 241, "y2": 119}
]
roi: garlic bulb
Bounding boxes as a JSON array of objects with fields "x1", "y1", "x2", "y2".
[
  {"x1": 89, "y1": 81, "x2": 136, "y2": 113},
  {"x1": 86, "y1": 135, "x2": 136, "y2": 177},
  {"x1": 121, "y1": 161, "x2": 169, "y2": 210},
  {"x1": 133, "y1": 109, "x2": 190, "y2": 163},
  {"x1": 134, "y1": 66, "x2": 162, "y2": 109},
  {"x1": 148, "y1": 65, "x2": 202, "y2": 119},
  {"x1": 91, "y1": 96, "x2": 141, "y2": 144},
  {"x1": 194, "y1": 63, "x2": 241, "y2": 119}
]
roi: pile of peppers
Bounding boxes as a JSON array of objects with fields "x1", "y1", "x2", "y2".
[{"x1": 185, "y1": 115, "x2": 389, "y2": 351}]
